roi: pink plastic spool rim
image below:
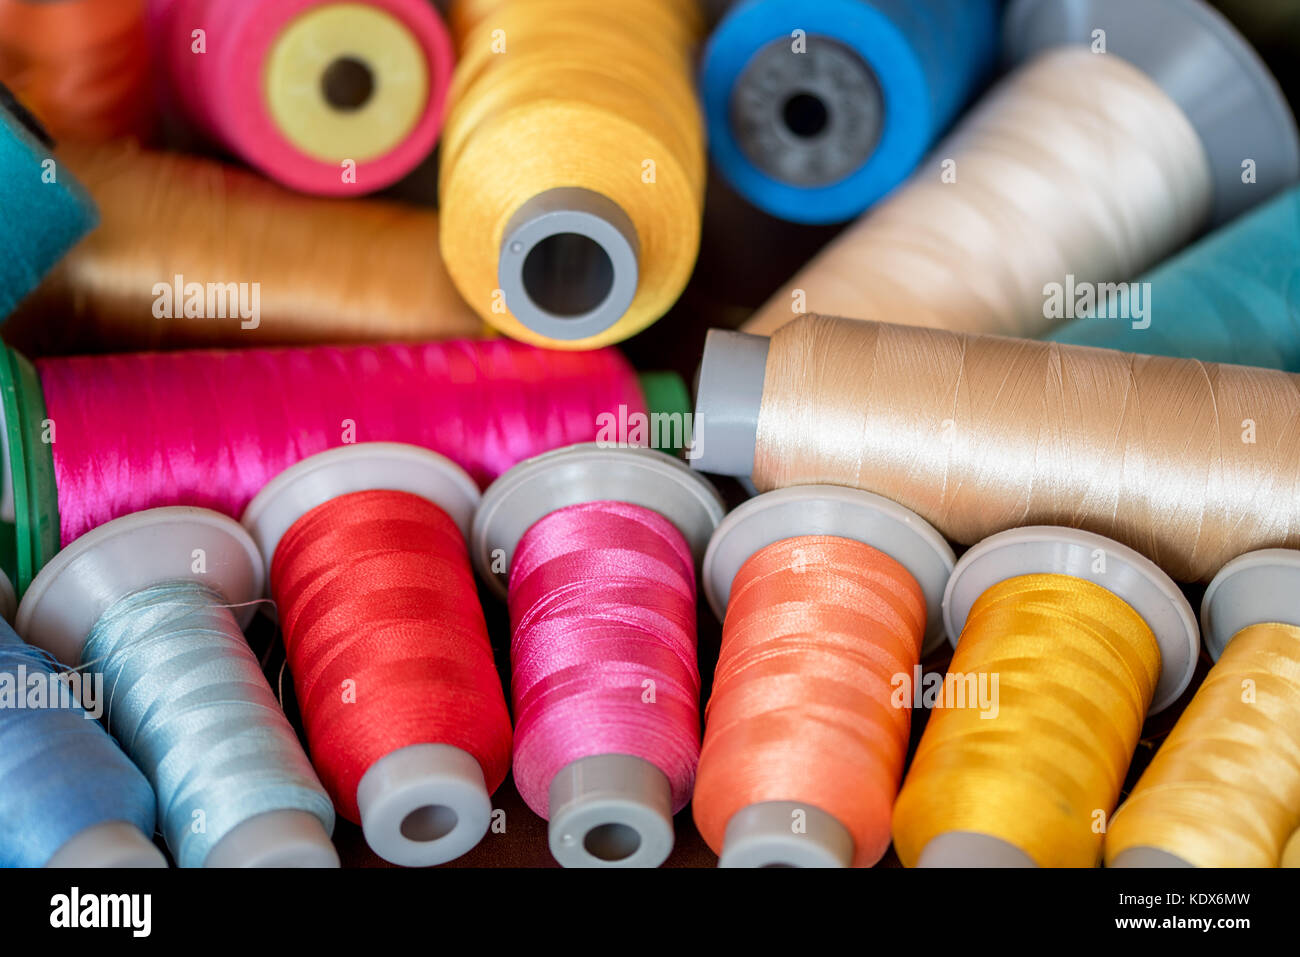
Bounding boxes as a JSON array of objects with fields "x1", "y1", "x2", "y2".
[{"x1": 162, "y1": 0, "x2": 453, "y2": 195}]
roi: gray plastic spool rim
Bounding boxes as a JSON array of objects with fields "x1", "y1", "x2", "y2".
[
  {"x1": 498, "y1": 187, "x2": 641, "y2": 342},
  {"x1": 690, "y1": 328, "x2": 770, "y2": 478},
  {"x1": 731, "y1": 36, "x2": 884, "y2": 187},
  {"x1": 924, "y1": 526, "x2": 1199, "y2": 869},
  {"x1": 13, "y1": 507, "x2": 337, "y2": 867},
  {"x1": 45, "y1": 821, "x2": 167, "y2": 869},
  {"x1": 1113, "y1": 549, "x2": 1300, "y2": 870},
  {"x1": 702, "y1": 486, "x2": 952, "y2": 868},
  {"x1": 471, "y1": 443, "x2": 724, "y2": 868},
  {"x1": 241, "y1": 442, "x2": 492, "y2": 868},
  {"x1": 1200, "y1": 548, "x2": 1300, "y2": 661},
  {"x1": 1004, "y1": 0, "x2": 1300, "y2": 226},
  {"x1": 719, "y1": 801, "x2": 856, "y2": 869},
  {"x1": 703, "y1": 485, "x2": 955, "y2": 653},
  {"x1": 470, "y1": 442, "x2": 726, "y2": 598}
]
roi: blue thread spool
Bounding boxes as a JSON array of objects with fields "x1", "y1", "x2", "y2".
[
  {"x1": 700, "y1": 0, "x2": 1000, "y2": 224},
  {"x1": 0, "y1": 571, "x2": 162, "y2": 867},
  {"x1": 1048, "y1": 187, "x2": 1300, "y2": 371},
  {"x1": 15, "y1": 507, "x2": 338, "y2": 868},
  {"x1": 0, "y1": 84, "x2": 97, "y2": 319}
]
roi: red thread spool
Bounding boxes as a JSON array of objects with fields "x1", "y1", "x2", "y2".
[{"x1": 243, "y1": 443, "x2": 511, "y2": 867}]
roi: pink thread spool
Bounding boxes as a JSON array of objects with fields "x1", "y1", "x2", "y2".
[{"x1": 148, "y1": 0, "x2": 452, "y2": 194}]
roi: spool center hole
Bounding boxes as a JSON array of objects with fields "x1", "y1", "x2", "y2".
[
  {"x1": 322, "y1": 56, "x2": 375, "y2": 111},
  {"x1": 782, "y1": 92, "x2": 829, "y2": 139},
  {"x1": 521, "y1": 232, "x2": 615, "y2": 318},
  {"x1": 583, "y1": 822, "x2": 641, "y2": 862},
  {"x1": 400, "y1": 804, "x2": 459, "y2": 842}
]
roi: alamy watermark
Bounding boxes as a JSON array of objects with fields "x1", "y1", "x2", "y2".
[
  {"x1": 0, "y1": 665, "x2": 103, "y2": 719},
  {"x1": 152, "y1": 274, "x2": 261, "y2": 329},
  {"x1": 891, "y1": 665, "x2": 999, "y2": 718},
  {"x1": 1043, "y1": 274, "x2": 1151, "y2": 330},
  {"x1": 595, "y1": 404, "x2": 700, "y2": 460}
]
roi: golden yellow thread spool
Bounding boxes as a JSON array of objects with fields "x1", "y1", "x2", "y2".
[
  {"x1": 438, "y1": 0, "x2": 706, "y2": 349},
  {"x1": 892, "y1": 526, "x2": 1198, "y2": 868},
  {"x1": 1107, "y1": 549, "x2": 1300, "y2": 868}
]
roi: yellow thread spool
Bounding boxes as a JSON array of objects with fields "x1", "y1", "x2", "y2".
[
  {"x1": 892, "y1": 527, "x2": 1199, "y2": 868},
  {"x1": 1107, "y1": 549, "x2": 1300, "y2": 868},
  {"x1": 438, "y1": 0, "x2": 706, "y2": 349}
]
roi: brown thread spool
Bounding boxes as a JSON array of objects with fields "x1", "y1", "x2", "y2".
[{"x1": 6, "y1": 140, "x2": 482, "y2": 352}]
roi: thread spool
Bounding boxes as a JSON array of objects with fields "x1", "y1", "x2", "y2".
[
  {"x1": 691, "y1": 316, "x2": 1300, "y2": 584},
  {"x1": 148, "y1": 0, "x2": 452, "y2": 195},
  {"x1": 743, "y1": 0, "x2": 1299, "y2": 338},
  {"x1": 7, "y1": 141, "x2": 482, "y2": 350},
  {"x1": 695, "y1": 486, "x2": 953, "y2": 867},
  {"x1": 243, "y1": 443, "x2": 513, "y2": 867},
  {"x1": 1048, "y1": 186, "x2": 1300, "y2": 371},
  {"x1": 0, "y1": 336, "x2": 679, "y2": 595},
  {"x1": 890, "y1": 526, "x2": 1199, "y2": 867},
  {"x1": 0, "y1": 571, "x2": 164, "y2": 868},
  {"x1": 0, "y1": 0, "x2": 151, "y2": 143},
  {"x1": 14, "y1": 507, "x2": 338, "y2": 867},
  {"x1": 471, "y1": 444, "x2": 725, "y2": 867},
  {"x1": 1107, "y1": 549, "x2": 1300, "y2": 868},
  {"x1": 701, "y1": 0, "x2": 999, "y2": 224},
  {"x1": 439, "y1": 0, "x2": 706, "y2": 349},
  {"x1": 0, "y1": 83, "x2": 97, "y2": 320}
]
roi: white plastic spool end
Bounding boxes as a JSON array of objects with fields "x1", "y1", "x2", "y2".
[
  {"x1": 719, "y1": 801, "x2": 855, "y2": 869},
  {"x1": 205, "y1": 810, "x2": 339, "y2": 868},
  {"x1": 547, "y1": 755, "x2": 675, "y2": 868},
  {"x1": 45, "y1": 821, "x2": 167, "y2": 869}
]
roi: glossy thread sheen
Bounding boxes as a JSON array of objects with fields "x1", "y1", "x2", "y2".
[
  {"x1": 892, "y1": 574, "x2": 1159, "y2": 868},
  {"x1": 744, "y1": 48, "x2": 1211, "y2": 338},
  {"x1": 509, "y1": 501, "x2": 700, "y2": 818},
  {"x1": 39, "y1": 337, "x2": 645, "y2": 545},
  {"x1": 694, "y1": 537, "x2": 925, "y2": 867},
  {"x1": 0, "y1": 620, "x2": 155, "y2": 868},
  {"x1": 754, "y1": 315, "x2": 1300, "y2": 583},
  {"x1": 1106, "y1": 622, "x2": 1300, "y2": 867},
  {"x1": 440, "y1": 0, "x2": 705, "y2": 348},
  {"x1": 85, "y1": 581, "x2": 334, "y2": 868},
  {"x1": 271, "y1": 490, "x2": 512, "y2": 821}
]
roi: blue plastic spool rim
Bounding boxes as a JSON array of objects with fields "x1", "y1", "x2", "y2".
[{"x1": 701, "y1": 0, "x2": 933, "y2": 225}]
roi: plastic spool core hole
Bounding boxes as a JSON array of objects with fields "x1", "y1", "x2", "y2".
[
  {"x1": 400, "y1": 804, "x2": 459, "y2": 842},
  {"x1": 321, "y1": 56, "x2": 375, "y2": 111},
  {"x1": 761, "y1": 862, "x2": 797, "y2": 868},
  {"x1": 782, "y1": 92, "x2": 829, "y2": 139},
  {"x1": 521, "y1": 233, "x2": 615, "y2": 317},
  {"x1": 583, "y1": 822, "x2": 641, "y2": 862}
]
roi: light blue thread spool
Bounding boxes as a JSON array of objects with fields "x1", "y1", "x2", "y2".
[
  {"x1": 15, "y1": 507, "x2": 339, "y2": 868},
  {"x1": 701, "y1": 0, "x2": 1000, "y2": 224},
  {"x1": 1048, "y1": 187, "x2": 1300, "y2": 371},
  {"x1": 0, "y1": 570, "x2": 161, "y2": 868}
]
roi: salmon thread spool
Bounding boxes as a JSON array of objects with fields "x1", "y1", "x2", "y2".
[
  {"x1": 439, "y1": 0, "x2": 706, "y2": 349},
  {"x1": 1107, "y1": 549, "x2": 1300, "y2": 868},
  {"x1": 471, "y1": 444, "x2": 725, "y2": 867},
  {"x1": 891, "y1": 526, "x2": 1200, "y2": 867},
  {"x1": 242, "y1": 443, "x2": 513, "y2": 868},
  {"x1": 695, "y1": 485, "x2": 954, "y2": 867}
]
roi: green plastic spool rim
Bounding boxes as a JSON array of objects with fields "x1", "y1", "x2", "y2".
[
  {"x1": 636, "y1": 370, "x2": 691, "y2": 454},
  {"x1": 0, "y1": 345, "x2": 59, "y2": 595}
]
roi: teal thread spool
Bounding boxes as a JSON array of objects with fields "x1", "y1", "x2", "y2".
[
  {"x1": 0, "y1": 84, "x2": 97, "y2": 319},
  {"x1": 1048, "y1": 187, "x2": 1300, "y2": 370}
]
